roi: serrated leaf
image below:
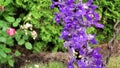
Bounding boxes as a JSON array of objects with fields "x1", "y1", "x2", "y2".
[
  {"x1": 15, "y1": 50, "x2": 21, "y2": 57},
  {"x1": 25, "y1": 42, "x2": 32, "y2": 50},
  {"x1": 18, "y1": 39, "x2": 25, "y2": 45},
  {"x1": 8, "y1": 59, "x2": 14, "y2": 67}
]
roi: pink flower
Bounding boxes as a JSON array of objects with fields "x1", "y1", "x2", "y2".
[{"x1": 7, "y1": 28, "x2": 16, "y2": 36}]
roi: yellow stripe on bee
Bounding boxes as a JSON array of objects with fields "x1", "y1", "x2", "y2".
[{"x1": 78, "y1": 55, "x2": 82, "y2": 58}]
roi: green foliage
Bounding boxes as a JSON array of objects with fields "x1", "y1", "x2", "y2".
[
  {"x1": 14, "y1": 50, "x2": 21, "y2": 57},
  {"x1": 0, "y1": 0, "x2": 64, "y2": 67},
  {"x1": 87, "y1": 27, "x2": 96, "y2": 34},
  {"x1": 91, "y1": 0, "x2": 120, "y2": 43},
  {"x1": 84, "y1": 0, "x2": 120, "y2": 43},
  {"x1": 25, "y1": 42, "x2": 32, "y2": 50},
  {"x1": 22, "y1": 62, "x2": 66, "y2": 68}
]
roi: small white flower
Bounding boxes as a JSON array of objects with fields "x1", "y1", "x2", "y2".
[
  {"x1": 31, "y1": 30, "x2": 37, "y2": 40},
  {"x1": 24, "y1": 23, "x2": 32, "y2": 29}
]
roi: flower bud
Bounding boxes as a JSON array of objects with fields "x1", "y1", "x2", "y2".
[{"x1": 7, "y1": 28, "x2": 16, "y2": 36}]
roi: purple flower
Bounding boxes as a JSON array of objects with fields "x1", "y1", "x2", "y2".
[
  {"x1": 55, "y1": 15, "x2": 61, "y2": 23},
  {"x1": 90, "y1": 38, "x2": 98, "y2": 44},
  {"x1": 67, "y1": 59, "x2": 74, "y2": 68},
  {"x1": 67, "y1": 64, "x2": 74, "y2": 68},
  {"x1": 65, "y1": 0, "x2": 75, "y2": 5},
  {"x1": 51, "y1": 0, "x2": 105, "y2": 68},
  {"x1": 95, "y1": 23, "x2": 104, "y2": 28},
  {"x1": 92, "y1": 48, "x2": 102, "y2": 59},
  {"x1": 64, "y1": 16, "x2": 73, "y2": 23},
  {"x1": 61, "y1": 30, "x2": 69, "y2": 40}
]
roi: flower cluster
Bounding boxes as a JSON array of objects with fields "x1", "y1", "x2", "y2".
[
  {"x1": 20, "y1": 23, "x2": 37, "y2": 40},
  {"x1": 20, "y1": 23, "x2": 33, "y2": 30},
  {"x1": 51, "y1": 0, "x2": 105, "y2": 68}
]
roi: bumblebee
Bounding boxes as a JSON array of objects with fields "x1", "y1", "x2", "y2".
[{"x1": 74, "y1": 49, "x2": 82, "y2": 60}]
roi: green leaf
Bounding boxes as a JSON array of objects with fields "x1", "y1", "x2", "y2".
[
  {"x1": 31, "y1": 11, "x2": 40, "y2": 19},
  {"x1": 0, "y1": 37, "x2": 6, "y2": 43},
  {"x1": 24, "y1": 0, "x2": 28, "y2": 2},
  {"x1": 6, "y1": 37, "x2": 14, "y2": 46},
  {"x1": 15, "y1": 31, "x2": 22, "y2": 41},
  {"x1": 8, "y1": 59, "x2": 14, "y2": 67},
  {"x1": 87, "y1": 27, "x2": 96, "y2": 34},
  {"x1": 0, "y1": 50, "x2": 7, "y2": 58},
  {"x1": 18, "y1": 39, "x2": 25, "y2": 45},
  {"x1": 16, "y1": 0, "x2": 26, "y2": 8},
  {"x1": 25, "y1": 42, "x2": 32, "y2": 50},
  {"x1": 4, "y1": 0, "x2": 12, "y2": 6},
  {"x1": 13, "y1": 22, "x2": 18, "y2": 27},
  {"x1": 16, "y1": 18, "x2": 22, "y2": 22},
  {"x1": 13, "y1": 18, "x2": 21, "y2": 27},
  {"x1": 4, "y1": 15, "x2": 15, "y2": 23},
  {"x1": 15, "y1": 50, "x2": 21, "y2": 57},
  {"x1": 4, "y1": 48, "x2": 11, "y2": 53},
  {"x1": 0, "y1": 20, "x2": 5, "y2": 27},
  {"x1": 0, "y1": 58, "x2": 7, "y2": 63},
  {"x1": 22, "y1": 35, "x2": 29, "y2": 40}
]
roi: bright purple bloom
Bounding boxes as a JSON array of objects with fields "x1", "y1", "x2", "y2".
[
  {"x1": 67, "y1": 59, "x2": 74, "y2": 68},
  {"x1": 51, "y1": 0, "x2": 105, "y2": 68}
]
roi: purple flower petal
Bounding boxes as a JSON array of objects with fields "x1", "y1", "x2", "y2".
[{"x1": 95, "y1": 23, "x2": 104, "y2": 28}]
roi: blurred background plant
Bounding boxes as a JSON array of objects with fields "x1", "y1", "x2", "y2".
[
  {"x1": 0, "y1": 0, "x2": 65, "y2": 67},
  {"x1": 86, "y1": 0, "x2": 120, "y2": 43},
  {"x1": 93, "y1": 0, "x2": 120, "y2": 43},
  {"x1": 0, "y1": 0, "x2": 120, "y2": 67}
]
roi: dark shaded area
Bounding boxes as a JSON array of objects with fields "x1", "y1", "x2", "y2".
[{"x1": 14, "y1": 7, "x2": 28, "y2": 18}]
